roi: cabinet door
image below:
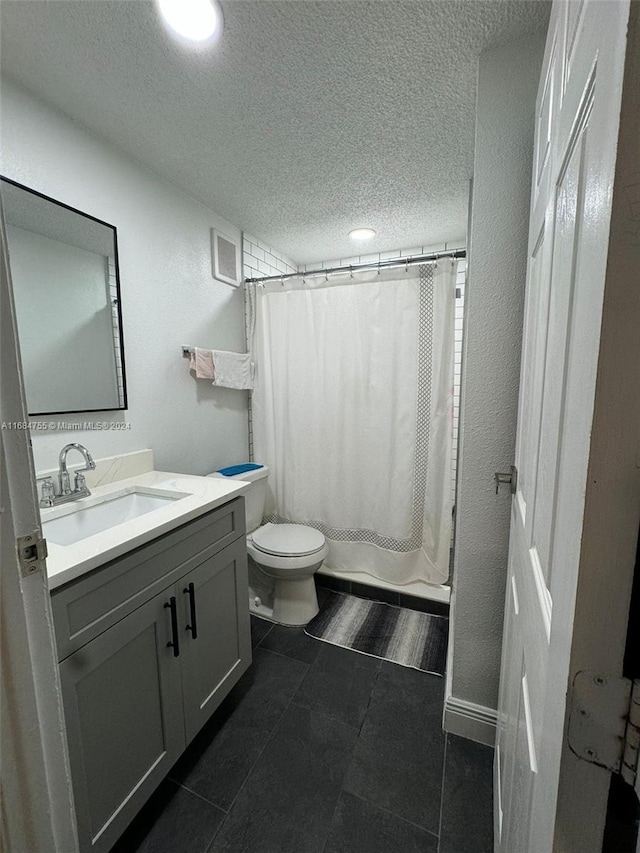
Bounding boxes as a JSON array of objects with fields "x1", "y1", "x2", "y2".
[
  {"x1": 59, "y1": 592, "x2": 184, "y2": 853},
  {"x1": 179, "y1": 537, "x2": 252, "y2": 743}
]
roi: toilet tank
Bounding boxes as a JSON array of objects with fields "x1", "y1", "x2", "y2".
[{"x1": 209, "y1": 464, "x2": 269, "y2": 533}]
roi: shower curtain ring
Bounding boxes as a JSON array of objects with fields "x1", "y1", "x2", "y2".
[
  {"x1": 405, "y1": 258, "x2": 409, "y2": 273},
  {"x1": 350, "y1": 266, "x2": 353, "y2": 279}
]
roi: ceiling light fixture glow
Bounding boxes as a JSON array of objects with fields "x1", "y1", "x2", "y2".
[
  {"x1": 157, "y1": 0, "x2": 222, "y2": 43},
  {"x1": 349, "y1": 228, "x2": 376, "y2": 241}
]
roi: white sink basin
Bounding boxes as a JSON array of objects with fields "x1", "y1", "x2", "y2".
[{"x1": 42, "y1": 487, "x2": 190, "y2": 546}]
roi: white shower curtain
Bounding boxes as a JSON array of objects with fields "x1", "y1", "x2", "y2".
[{"x1": 251, "y1": 262, "x2": 455, "y2": 586}]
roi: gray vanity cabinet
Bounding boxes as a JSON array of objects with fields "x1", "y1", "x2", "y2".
[
  {"x1": 51, "y1": 499, "x2": 251, "y2": 853},
  {"x1": 59, "y1": 592, "x2": 185, "y2": 853},
  {"x1": 178, "y1": 540, "x2": 248, "y2": 742}
]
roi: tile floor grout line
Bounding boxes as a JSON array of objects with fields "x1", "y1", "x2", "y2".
[
  {"x1": 203, "y1": 663, "x2": 307, "y2": 849},
  {"x1": 282, "y1": 635, "x2": 381, "y2": 732},
  {"x1": 287, "y1": 697, "x2": 364, "y2": 732},
  {"x1": 357, "y1": 662, "x2": 382, "y2": 737},
  {"x1": 346, "y1": 788, "x2": 441, "y2": 841},
  {"x1": 204, "y1": 811, "x2": 226, "y2": 853},
  {"x1": 320, "y1": 661, "x2": 440, "y2": 849},
  {"x1": 318, "y1": 719, "x2": 363, "y2": 853},
  {"x1": 436, "y1": 732, "x2": 449, "y2": 851},
  {"x1": 202, "y1": 826, "x2": 222, "y2": 853},
  {"x1": 203, "y1": 708, "x2": 297, "y2": 853},
  {"x1": 208, "y1": 626, "x2": 361, "y2": 852},
  {"x1": 254, "y1": 645, "x2": 316, "y2": 665},
  {"x1": 127, "y1": 619, "x2": 463, "y2": 852},
  {"x1": 208, "y1": 620, "x2": 450, "y2": 851},
  {"x1": 258, "y1": 627, "x2": 448, "y2": 823},
  {"x1": 168, "y1": 779, "x2": 230, "y2": 813},
  {"x1": 342, "y1": 661, "x2": 447, "y2": 842},
  {"x1": 254, "y1": 623, "x2": 275, "y2": 648},
  {"x1": 204, "y1": 624, "x2": 306, "y2": 852},
  {"x1": 319, "y1": 786, "x2": 345, "y2": 853}
]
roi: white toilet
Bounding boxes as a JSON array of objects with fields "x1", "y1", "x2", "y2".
[{"x1": 209, "y1": 464, "x2": 328, "y2": 626}]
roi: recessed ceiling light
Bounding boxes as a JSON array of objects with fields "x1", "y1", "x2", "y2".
[
  {"x1": 157, "y1": 0, "x2": 223, "y2": 43},
  {"x1": 349, "y1": 228, "x2": 376, "y2": 241}
]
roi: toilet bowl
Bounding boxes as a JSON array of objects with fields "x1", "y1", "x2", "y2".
[
  {"x1": 209, "y1": 465, "x2": 328, "y2": 626},
  {"x1": 247, "y1": 523, "x2": 328, "y2": 626}
]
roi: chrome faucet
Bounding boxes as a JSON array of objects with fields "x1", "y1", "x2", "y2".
[{"x1": 39, "y1": 443, "x2": 97, "y2": 507}]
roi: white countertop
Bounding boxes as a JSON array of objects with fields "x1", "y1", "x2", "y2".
[{"x1": 43, "y1": 470, "x2": 249, "y2": 590}]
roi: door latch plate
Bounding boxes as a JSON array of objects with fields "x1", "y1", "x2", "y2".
[{"x1": 16, "y1": 533, "x2": 48, "y2": 577}]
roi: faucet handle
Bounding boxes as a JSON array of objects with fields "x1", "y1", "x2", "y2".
[
  {"x1": 74, "y1": 471, "x2": 89, "y2": 493},
  {"x1": 39, "y1": 477, "x2": 55, "y2": 507}
]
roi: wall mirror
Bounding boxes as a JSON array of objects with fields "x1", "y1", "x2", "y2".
[{"x1": 1, "y1": 177, "x2": 127, "y2": 415}]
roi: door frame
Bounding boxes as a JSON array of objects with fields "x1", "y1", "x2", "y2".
[
  {"x1": 552, "y1": 1, "x2": 640, "y2": 846},
  {"x1": 0, "y1": 196, "x2": 78, "y2": 850}
]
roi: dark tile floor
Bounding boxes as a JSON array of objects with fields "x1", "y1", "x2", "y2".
[
  {"x1": 112, "y1": 613, "x2": 493, "y2": 853},
  {"x1": 315, "y1": 575, "x2": 451, "y2": 617}
]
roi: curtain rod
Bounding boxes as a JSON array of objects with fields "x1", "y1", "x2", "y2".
[{"x1": 244, "y1": 248, "x2": 466, "y2": 285}]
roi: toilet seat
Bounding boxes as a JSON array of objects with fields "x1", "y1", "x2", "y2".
[{"x1": 250, "y1": 523, "x2": 325, "y2": 558}]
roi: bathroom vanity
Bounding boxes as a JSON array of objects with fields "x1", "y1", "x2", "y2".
[{"x1": 45, "y1": 470, "x2": 251, "y2": 853}]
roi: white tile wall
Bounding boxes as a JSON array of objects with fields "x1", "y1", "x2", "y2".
[
  {"x1": 243, "y1": 233, "x2": 298, "y2": 280},
  {"x1": 300, "y1": 241, "x2": 461, "y2": 272},
  {"x1": 107, "y1": 257, "x2": 125, "y2": 406}
]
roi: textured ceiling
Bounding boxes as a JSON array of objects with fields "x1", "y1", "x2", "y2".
[{"x1": 0, "y1": 1, "x2": 549, "y2": 264}]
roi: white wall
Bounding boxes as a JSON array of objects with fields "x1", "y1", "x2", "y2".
[
  {"x1": 448, "y1": 33, "x2": 545, "y2": 726},
  {"x1": 1, "y1": 79, "x2": 249, "y2": 476}
]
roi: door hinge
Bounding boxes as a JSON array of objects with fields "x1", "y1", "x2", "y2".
[
  {"x1": 568, "y1": 670, "x2": 640, "y2": 797},
  {"x1": 16, "y1": 533, "x2": 48, "y2": 578}
]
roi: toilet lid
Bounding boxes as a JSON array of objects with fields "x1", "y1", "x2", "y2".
[{"x1": 251, "y1": 523, "x2": 325, "y2": 557}]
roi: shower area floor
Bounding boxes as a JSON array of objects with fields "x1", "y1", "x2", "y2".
[
  {"x1": 315, "y1": 572, "x2": 451, "y2": 615},
  {"x1": 112, "y1": 598, "x2": 492, "y2": 853}
]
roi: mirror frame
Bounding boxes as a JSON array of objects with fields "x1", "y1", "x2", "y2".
[{"x1": 1, "y1": 176, "x2": 128, "y2": 416}]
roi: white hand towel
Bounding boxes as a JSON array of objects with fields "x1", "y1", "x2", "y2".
[{"x1": 211, "y1": 350, "x2": 254, "y2": 390}]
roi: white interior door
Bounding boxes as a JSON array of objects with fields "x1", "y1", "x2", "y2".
[
  {"x1": 495, "y1": 1, "x2": 638, "y2": 851},
  {"x1": 0, "y1": 182, "x2": 79, "y2": 849}
]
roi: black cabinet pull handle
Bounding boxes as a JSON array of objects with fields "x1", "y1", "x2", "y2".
[
  {"x1": 184, "y1": 582, "x2": 198, "y2": 640},
  {"x1": 164, "y1": 597, "x2": 180, "y2": 657}
]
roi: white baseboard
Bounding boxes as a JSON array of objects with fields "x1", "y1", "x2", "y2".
[{"x1": 443, "y1": 694, "x2": 497, "y2": 747}]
